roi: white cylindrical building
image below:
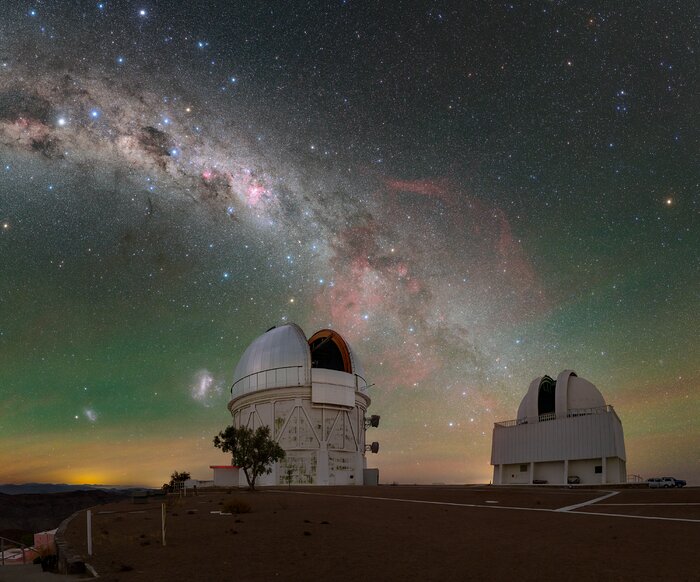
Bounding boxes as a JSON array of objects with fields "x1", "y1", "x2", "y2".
[
  {"x1": 228, "y1": 323, "x2": 372, "y2": 486},
  {"x1": 491, "y1": 370, "x2": 627, "y2": 485}
]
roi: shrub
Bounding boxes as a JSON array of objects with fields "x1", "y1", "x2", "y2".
[{"x1": 222, "y1": 498, "x2": 251, "y2": 514}]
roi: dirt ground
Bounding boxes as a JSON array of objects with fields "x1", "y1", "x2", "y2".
[
  {"x1": 0, "y1": 564, "x2": 89, "y2": 582},
  {"x1": 63, "y1": 485, "x2": 700, "y2": 581}
]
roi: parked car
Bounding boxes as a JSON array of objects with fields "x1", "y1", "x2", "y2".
[
  {"x1": 567, "y1": 475, "x2": 581, "y2": 484},
  {"x1": 648, "y1": 477, "x2": 676, "y2": 488},
  {"x1": 664, "y1": 477, "x2": 686, "y2": 488}
]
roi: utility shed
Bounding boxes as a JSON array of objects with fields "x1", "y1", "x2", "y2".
[
  {"x1": 210, "y1": 465, "x2": 240, "y2": 487},
  {"x1": 491, "y1": 370, "x2": 626, "y2": 485}
]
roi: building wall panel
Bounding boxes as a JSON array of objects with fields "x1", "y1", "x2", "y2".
[
  {"x1": 491, "y1": 412, "x2": 625, "y2": 465},
  {"x1": 212, "y1": 467, "x2": 239, "y2": 487},
  {"x1": 533, "y1": 461, "x2": 564, "y2": 484},
  {"x1": 568, "y1": 459, "x2": 601, "y2": 485},
  {"x1": 230, "y1": 387, "x2": 370, "y2": 486},
  {"x1": 502, "y1": 463, "x2": 529, "y2": 484}
]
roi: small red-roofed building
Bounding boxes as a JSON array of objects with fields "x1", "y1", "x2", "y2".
[
  {"x1": 210, "y1": 465, "x2": 240, "y2": 487},
  {"x1": 34, "y1": 529, "x2": 57, "y2": 554}
]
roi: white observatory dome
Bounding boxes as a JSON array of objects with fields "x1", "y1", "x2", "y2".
[
  {"x1": 231, "y1": 324, "x2": 367, "y2": 397},
  {"x1": 227, "y1": 323, "x2": 374, "y2": 487},
  {"x1": 517, "y1": 370, "x2": 606, "y2": 422}
]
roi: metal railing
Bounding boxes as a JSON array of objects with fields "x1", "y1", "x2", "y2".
[
  {"x1": 231, "y1": 365, "x2": 304, "y2": 397},
  {"x1": 494, "y1": 405, "x2": 617, "y2": 428},
  {"x1": 0, "y1": 536, "x2": 39, "y2": 566},
  {"x1": 230, "y1": 365, "x2": 370, "y2": 398}
]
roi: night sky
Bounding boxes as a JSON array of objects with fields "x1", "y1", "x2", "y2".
[{"x1": 1, "y1": 1, "x2": 697, "y2": 487}]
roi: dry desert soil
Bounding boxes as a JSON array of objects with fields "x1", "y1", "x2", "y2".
[{"x1": 61, "y1": 485, "x2": 700, "y2": 581}]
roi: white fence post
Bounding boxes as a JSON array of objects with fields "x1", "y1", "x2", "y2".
[
  {"x1": 87, "y1": 510, "x2": 93, "y2": 556},
  {"x1": 161, "y1": 503, "x2": 166, "y2": 546}
]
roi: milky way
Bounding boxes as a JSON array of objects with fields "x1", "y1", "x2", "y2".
[{"x1": 0, "y1": 1, "x2": 697, "y2": 486}]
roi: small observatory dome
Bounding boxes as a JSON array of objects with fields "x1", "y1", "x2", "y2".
[
  {"x1": 517, "y1": 370, "x2": 606, "y2": 422},
  {"x1": 231, "y1": 324, "x2": 367, "y2": 397},
  {"x1": 492, "y1": 370, "x2": 626, "y2": 485}
]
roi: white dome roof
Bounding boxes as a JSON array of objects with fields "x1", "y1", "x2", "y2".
[
  {"x1": 231, "y1": 324, "x2": 367, "y2": 397},
  {"x1": 232, "y1": 324, "x2": 311, "y2": 395},
  {"x1": 566, "y1": 376, "x2": 606, "y2": 409},
  {"x1": 517, "y1": 370, "x2": 606, "y2": 421}
]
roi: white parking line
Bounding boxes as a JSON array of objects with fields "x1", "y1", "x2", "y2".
[
  {"x1": 597, "y1": 503, "x2": 700, "y2": 506},
  {"x1": 570, "y1": 510, "x2": 700, "y2": 523},
  {"x1": 269, "y1": 490, "x2": 700, "y2": 524},
  {"x1": 271, "y1": 490, "x2": 557, "y2": 512},
  {"x1": 556, "y1": 490, "x2": 619, "y2": 512}
]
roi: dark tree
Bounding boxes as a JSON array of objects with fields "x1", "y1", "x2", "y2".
[
  {"x1": 168, "y1": 470, "x2": 191, "y2": 490},
  {"x1": 213, "y1": 425, "x2": 285, "y2": 491}
]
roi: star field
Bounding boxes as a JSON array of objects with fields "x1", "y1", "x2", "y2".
[{"x1": 0, "y1": 1, "x2": 697, "y2": 486}]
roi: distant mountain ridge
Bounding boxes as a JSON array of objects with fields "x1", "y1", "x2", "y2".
[
  {"x1": 0, "y1": 483, "x2": 149, "y2": 495},
  {"x1": 0, "y1": 489, "x2": 131, "y2": 538}
]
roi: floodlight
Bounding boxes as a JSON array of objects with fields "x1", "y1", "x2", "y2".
[{"x1": 365, "y1": 414, "x2": 381, "y2": 429}]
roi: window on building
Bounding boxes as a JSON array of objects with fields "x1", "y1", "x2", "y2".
[
  {"x1": 519, "y1": 464, "x2": 528, "y2": 472},
  {"x1": 594, "y1": 465, "x2": 602, "y2": 474}
]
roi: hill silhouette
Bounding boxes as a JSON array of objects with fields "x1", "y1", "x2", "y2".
[{"x1": 0, "y1": 490, "x2": 129, "y2": 542}]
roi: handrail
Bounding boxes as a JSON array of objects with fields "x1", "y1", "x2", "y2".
[
  {"x1": 0, "y1": 536, "x2": 40, "y2": 566},
  {"x1": 230, "y1": 365, "x2": 370, "y2": 397},
  {"x1": 494, "y1": 405, "x2": 617, "y2": 428},
  {"x1": 231, "y1": 365, "x2": 304, "y2": 394},
  {"x1": 354, "y1": 373, "x2": 369, "y2": 391}
]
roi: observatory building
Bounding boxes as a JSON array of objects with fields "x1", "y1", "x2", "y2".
[
  {"x1": 491, "y1": 370, "x2": 626, "y2": 485},
  {"x1": 227, "y1": 323, "x2": 379, "y2": 486}
]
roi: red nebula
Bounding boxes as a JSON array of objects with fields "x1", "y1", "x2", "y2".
[
  {"x1": 246, "y1": 182, "x2": 266, "y2": 206},
  {"x1": 383, "y1": 176, "x2": 541, "y2": 305}
]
